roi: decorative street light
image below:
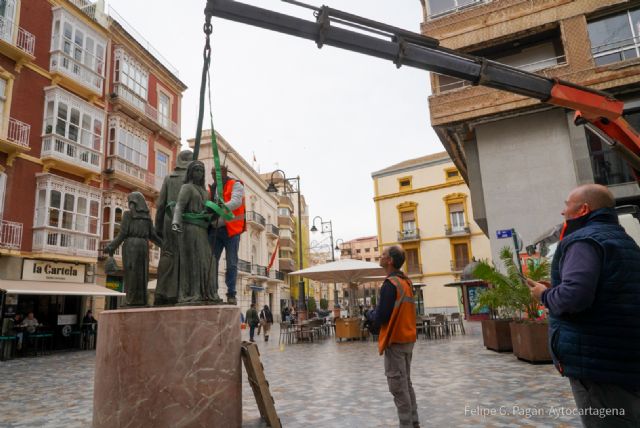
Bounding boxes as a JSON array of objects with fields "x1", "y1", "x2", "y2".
[
  {"x1": 310, "y1": 215, "x2": 340, "y2": 307},
  {"x1": 334, "y1": 238, "x2": 344, "y2": 252},
  {"x1": 266, "y1": 170, "x2": 306, "y2": 311}
]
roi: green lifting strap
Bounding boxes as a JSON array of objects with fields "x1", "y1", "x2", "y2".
[{"x1": 193, "y1": 11, "x2": 234, "y2": 223}]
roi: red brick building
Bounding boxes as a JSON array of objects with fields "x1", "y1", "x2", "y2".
[{"x1": 0, "y1": 0, "x2": 185, "y2": 341}]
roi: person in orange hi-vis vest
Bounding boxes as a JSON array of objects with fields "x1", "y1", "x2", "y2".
[
  {"x1": 208, "y1": 165, "x2": 246, "y2": 305},
  {"x1": 373, "y1": 246, "x2": 419, "y2": 428}
]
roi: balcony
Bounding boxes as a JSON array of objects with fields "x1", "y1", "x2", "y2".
[
  {"x1": 266, "y1": 223, "x2": 279, "y2": 238},
  {"x1": 105, "y1": 156, "x2": 161, "y2": 195},
  {"x1": 397, "y1": 229, "x2": 420, "y2": 242},
  {"x1": 111, "y1": 83, "x2": 179, "y2": 140},
  {"x1": 50, "y1": 51, "x2": 104, "y2": 98},
  {"x1": 267, "y1": 269, "x2": 285, "y2": 283},
  {"x1": 249, "y1": 264, "x2": 268, "y2": 279},
  {"x1": 0, "y1": 16, "x2": 35, "y2": 67},
  {"x1": 246, "y1": 211, "x2": 266, "y2": 230},
  {"x1": 41, "y1": 134, "x2": 102, "y2": 178},
  {"x1": 0, "y1": 118, "x2": 31, "y2": 163},
  {"x1": 279, "y1": 257, "x2": 295, "y2": 272},
  {"x1": 445, "y1": 224, "x2": 471, "y2": 236},
  {"x1": 33, "y1": 228, "x2": 98, "y2": 258},
  {"x1": 451, "y1": 259, "x2": 469, "y2": 272},
  {"x1": 427, "y1": 0, "x2": 487, "y2": 20},
  {"x1": 237, "y1": 259, "x2": 252, "y2": 275},
  {"x1": 0, "y1": 220, "x2": 22, "y2": 250},
  {"x1": 278, "y1": 215, "x2": 294, "y2": 229},
  {"x1": 279, "y1": 236, "x2": 295, "y2": 251}
]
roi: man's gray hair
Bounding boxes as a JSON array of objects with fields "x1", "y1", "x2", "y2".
[{"x1": 387, "y1": 245, "x2": 405, "y2": 270}]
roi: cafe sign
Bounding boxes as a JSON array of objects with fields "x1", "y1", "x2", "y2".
[{"x1": 22, "y1": 260, "x2": 85, "y2": 283}]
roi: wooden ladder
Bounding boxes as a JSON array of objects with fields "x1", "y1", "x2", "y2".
[{"x1": 241, "y1": 341, "x2": 282, "y2": 428}]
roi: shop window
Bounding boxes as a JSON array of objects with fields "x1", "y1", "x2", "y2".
[{"x1": 588, "y1": 8, "x2": 640, "y2": 66}]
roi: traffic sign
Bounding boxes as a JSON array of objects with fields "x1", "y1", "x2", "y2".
[{"x1": 496, "y1": 229, "x2": 513, "y2": 239}]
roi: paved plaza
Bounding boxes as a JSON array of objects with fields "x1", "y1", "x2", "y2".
[{"x1": 0, "y1": 324, "x2": 581, "y2": 427}]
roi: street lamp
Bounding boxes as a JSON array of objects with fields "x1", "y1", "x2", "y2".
[
  {"x1": 311, "y1": 215, "x2": 340, "y2": 307},
  {"x1": 266, "y1": 170, "x2": 306, "y2": 311},
  {"x1": 334, "y1": 238, "x2": 344, "y2": 252}
]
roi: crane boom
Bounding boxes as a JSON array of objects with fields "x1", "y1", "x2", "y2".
[{"x1": 204, "y1": 0, "x2": 640, "y2": 181}]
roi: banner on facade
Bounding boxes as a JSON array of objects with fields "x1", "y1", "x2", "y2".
[{"x1": 22, "y1": 260, "x2": 85, "y2": 283}]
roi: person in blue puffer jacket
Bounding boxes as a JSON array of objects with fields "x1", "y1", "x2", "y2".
[{"x1": 527, "y1": 184, "x2": 640, "y2": 427}]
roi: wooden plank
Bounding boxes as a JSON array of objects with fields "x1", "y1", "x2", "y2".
[{"x1": 241, "y1": 341, "x2": 282, "y2": 428}]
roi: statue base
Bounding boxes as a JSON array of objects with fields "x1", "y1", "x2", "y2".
[{"x1": 93, "y1": 305, "x2": 241, "y2": 428}]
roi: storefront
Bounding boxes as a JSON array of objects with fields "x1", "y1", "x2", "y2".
[{"x1": 0, "y1": 259, "x2": 125, "y2": 355}]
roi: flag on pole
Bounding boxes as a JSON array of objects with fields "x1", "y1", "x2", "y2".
[{"x1": 266, "y1": 238, "x2": 280, "y2": 275}]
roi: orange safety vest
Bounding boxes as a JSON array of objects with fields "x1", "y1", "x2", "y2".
[
  {"x1": 378, "y1": 274, "x2": 416, "y2": 355},
  {"x1": 211, "y1": 179, "x2": 246, "y2": 237}
]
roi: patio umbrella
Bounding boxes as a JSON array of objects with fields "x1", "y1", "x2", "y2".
[
  {"x1": 291, "y1": 259, "x2": 385, "y2": 316},
  {"x1": 290, "y1": 259, "x2": 385, "y2": 284}
]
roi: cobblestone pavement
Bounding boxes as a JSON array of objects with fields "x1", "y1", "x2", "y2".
[{"x1": 0, "y1": 323, "x2": 580, "y2": 427}]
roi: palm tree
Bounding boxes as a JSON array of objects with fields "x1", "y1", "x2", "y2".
[{"x1": 473, "y1": 247, "x2": 549, "y2": 320}]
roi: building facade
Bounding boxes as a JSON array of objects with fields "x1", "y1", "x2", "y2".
[
  {"x1": 420, "y1": 0, "x2": 640, "y2": 263},
  {"x1": 0, "y1": 0, "x2": 185, "y2": 347},
  {"x1": 188, "y1": 130, "x2": 286, "y2": 319},
  {"x1": 261, "y1": 170, "x2": 311, "y2": 314},
  {"x1": 372, "y1": 152, "x2": 492, "y2": 314}
]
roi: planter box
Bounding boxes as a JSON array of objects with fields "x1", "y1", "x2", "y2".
[
  {"x1": 481, "y1": 319, "x2": 513, "y2": 352},
  {"x1": 510, "y1": 321, "x2": 552, "y2": 363}
]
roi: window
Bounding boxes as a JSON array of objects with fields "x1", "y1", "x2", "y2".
[
  {"x1": 427, "y1": 0, "x2": 484, "y2": 18},
  {"x1": 398, "y1": 176, "x2": 412, "y2": 191},
  {"x1": 449, "y1": 203, "x2": 465, "y2": 232},
  {"x1": 587, "y1": 109, "x2": 638, "y2": 185},
  {"x1": 156, "y1": 151, "x2": 169, "y2": 180},
  {"x1": 446, "y1": 168, "x2": 460, "y2": 180},
  {"x1": 365, "y1": 258, "x2": 371, "y2": 262},
  {"x1": 0, "y1": 0, "x2": 17, "y2": 44},
  {"x1": 401, "y1": 210, "x2": 416, "y2": 231},
  {"x1": 280, "y1": 229, "x2": 292, "y2": 239},
  {"x1": 0, "y1": 78, "x2": 6, "y2": 131},
  {"x1": 158, "y1": 92, "x2": 171, "y2": 127},
  {"x1": 405, "y1": 248, "x2": 420, "y2": 274},
  {"x1": 42, "y1": 87, "x2": 104, "y2": 165},
  {"x1": 588, "y1": 9, "x2": 640, "y2": 66},
  {"x1": 0, "y1": 171, "x2": 6, "y2": 219},
  {"x1": 278, "y1": 207, "x2": 291, "y2": 217},
  {"x1": 356, "y1": 249, "x2": 361, "y2": 254},
  {"x1": 50, "y1": 10, "x2": 106, "y2": 90},
  {"x1": 365, "y1": 248, "x2": 370, "y2": 252},
  {"x1": 113, "y1": 48, "x2": 148, "y2": 106},
  {"x1": 453, "y1": 242, "x2": 470, "y2": 270},
  {"x1": 33, "y1": 175, "x2": 101, "y2": 254},
  {"x1": 108, "y1": 116, "x2": 148, "y2": 169}
]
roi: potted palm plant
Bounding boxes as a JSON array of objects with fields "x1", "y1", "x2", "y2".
[{"x1": 473, "y1": 247, "x2": 551, "y2": 362}]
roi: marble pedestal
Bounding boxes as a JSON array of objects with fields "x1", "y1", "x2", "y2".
[{"x1": 93, "y1": 306, "x2": 241, "y2": 428}]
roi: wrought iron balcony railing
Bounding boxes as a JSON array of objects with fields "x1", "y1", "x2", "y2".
[
  {"x1": 397, "y1": 229, "x2": 420, "y2": 242},
  {"x1": 444, "y1": 224, "x2": 471, "y2": 236},
  {"x1": 0, "y1": 15, "x2": 36, "y2": 56},
  {"x1": 246, "y1": 211, "x2": 266, "y2": 228},
  {"x1": 0, "y1": 219, "x2": 22, "y2": 250}
]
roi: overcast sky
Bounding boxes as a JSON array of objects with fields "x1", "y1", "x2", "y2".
[{"x1": 107, "y1": 0, "x2": 444, "y2": 244}]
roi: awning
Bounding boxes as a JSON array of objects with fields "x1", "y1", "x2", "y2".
[{"x1": 0, "y1": 279, "x2": 126, "y2": 296}]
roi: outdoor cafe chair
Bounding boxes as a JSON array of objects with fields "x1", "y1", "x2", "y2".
[
  {"x1": 428, "y1": 314, "x2": 447, "y2": 339},
  {"x1": 279, "y1": 322, "x2": 295, "y2": 344},
  {"x1": 449, "y1": 312, "x2": 466, "y2": 335}
]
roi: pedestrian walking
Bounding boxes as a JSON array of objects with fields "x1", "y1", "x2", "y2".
[
  {"x1": 245, "y1": 303, "x2": 259, "y2": 342},
  {"x1": 259, "y1": 305, "x2": 274, "y2": 342}
]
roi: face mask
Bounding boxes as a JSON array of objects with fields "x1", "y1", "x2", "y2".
[{"x1": 559, "y1": 212, "x2": 591, "y2": 240}]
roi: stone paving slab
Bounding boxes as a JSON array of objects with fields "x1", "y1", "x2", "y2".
[{"x1": 0, "y1": 324, "x2": 581, "y2": 427}]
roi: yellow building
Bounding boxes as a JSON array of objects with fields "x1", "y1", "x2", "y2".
[{"x1": 372, "y1": 152, "x2": 491, "y2": 313}]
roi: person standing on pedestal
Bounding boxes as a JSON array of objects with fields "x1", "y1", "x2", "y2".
[
  {"x1": 154, "y1": 150, "x2": 193, "y2": 305},
  {"x1": 106, "y1": 193, "x2": 162, "y2": 307},
  {"x1": 208, "y1": 165, "x2": 246, "y2": 305}
]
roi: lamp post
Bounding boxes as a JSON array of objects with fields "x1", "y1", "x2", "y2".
[
  {"x1": 311, "y1": 216, "x2": 340, "y2": 308},
  {"x1": 266, "y1": 170, "x2": 306, "y2": 311}
]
